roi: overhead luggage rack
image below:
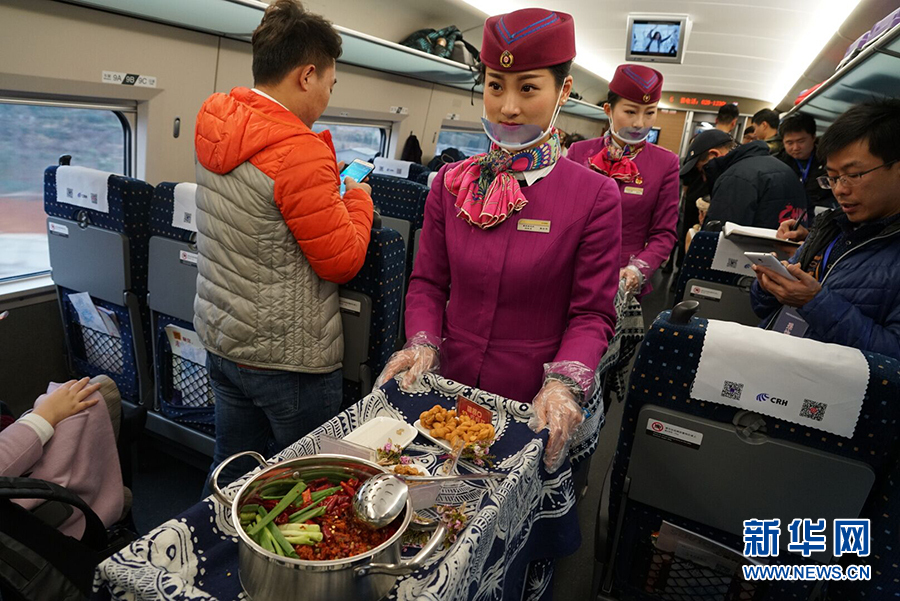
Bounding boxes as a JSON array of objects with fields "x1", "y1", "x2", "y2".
[
  {"x1": 60, "y1": 0, "x2": 607, "y2": 120},
  {"x1": 786, "y1": 20, "x2": 900, "y2": 127}
]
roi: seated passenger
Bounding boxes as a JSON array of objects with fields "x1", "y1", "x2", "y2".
[
  {"x1": 750, "y1": 100, "x2": 900, "y2": 359},
  {"x1": 0, "y1": 376, "x2": 125, "y2": 538},
  {"x1": 751, "y1": 108, "x2": 783, "y2": 155},
  {"x1": 192, "y1": 0, "x2": 374, "y2": 491},
  {"x1": 679, "y1": 129, "x2": 807, "y2": 229},
  {"x1": 777, "y1": 112, "x2": 836, "y2": 212}
]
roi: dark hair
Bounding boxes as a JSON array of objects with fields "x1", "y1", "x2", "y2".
[
  {"x1": 477, "y1": 60, "x2": 573, "y2": 90},
  {"x1": 751, "y1": 108, "x2": 779, "y2": 129},
  {"x1": 744, "y1": 125, "x2": 756, "y2": 136},
  {"x1": 716, "y1": 103, "x2": 739, "y2": 124},
  {"x1": 252, "y1": 0, "x2": 343, "y2": 86},
  {"x1": 818, "y1": 99, "x2": 900, "y2": 163},
  {"x1": 779, "y1": 112, "x2": 816, "y2": 137},
  {"x1": 700, "y1": 140, "x2": 738, "y2": 164},
  {"x1": 606, "y1": 91, "x2": 622, "y2": 108}
]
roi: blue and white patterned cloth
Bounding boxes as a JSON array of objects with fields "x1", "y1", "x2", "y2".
[{"x1": 94, "y1": 374, "x2": 598, "y2": 601}]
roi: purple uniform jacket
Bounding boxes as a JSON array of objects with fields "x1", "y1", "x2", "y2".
[
  {"x1": 567, "y1": 139, "x2": 680, "y2": 292},
  {"x1": 405, "y1": 157, "x2": 622, "y2": 403}
]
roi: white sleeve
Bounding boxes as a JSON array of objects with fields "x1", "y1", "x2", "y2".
[{"x1": 18, "y1": 413, "x2": 54, "y2": 445}]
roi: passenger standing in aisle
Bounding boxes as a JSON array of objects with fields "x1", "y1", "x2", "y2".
[
  {"x1": 715, "y1": 103, "x2": 740, "y2": 134},
  {"x1": 751, "y1": 108, "x2": 784, "y2": 155},
  {"x1": 567, "y1": 64, "x2": 680, "y2": 296},
  {"x1": 376, "y1": 8, "x2": 622, "y2": 472},
  {"x1": 776, "y1": 112, "x2": 836, "y2": 212},
  {"x1": 193, "y1": 0, "x2": 374, "y2": 491}
]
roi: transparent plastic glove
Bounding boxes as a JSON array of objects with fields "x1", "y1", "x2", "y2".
[
  {"x1": 528, "y1": 379, "x2": 584, "y2": 473},
  {"x1": 620, "y1": 255, "x2": 650, "y2": 293},
  {"x1": 373, "y1": 331, "x2": 440, "y2": 391}
]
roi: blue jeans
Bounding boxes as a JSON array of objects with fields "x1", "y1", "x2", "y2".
[{"x1": 202, "y1": 354, "x2": 342, "y2": 497}]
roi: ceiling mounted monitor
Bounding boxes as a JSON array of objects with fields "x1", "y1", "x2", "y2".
[{"x1": 625, "y1": 14, "x2": 692, "y2": 65}]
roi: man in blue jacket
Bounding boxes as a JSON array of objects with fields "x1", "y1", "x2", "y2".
[{"x1": 750, "y1": 99, "x2": 900, "y2": 359}]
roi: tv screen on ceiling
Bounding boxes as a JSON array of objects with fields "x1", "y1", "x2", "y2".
[{"x1": 625, "y1": 15, "x2": 691, "y2": 64}]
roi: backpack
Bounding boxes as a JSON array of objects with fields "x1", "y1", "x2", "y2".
[{"x1": 401, "y1": 26, "x2": 480, "y2": 65}]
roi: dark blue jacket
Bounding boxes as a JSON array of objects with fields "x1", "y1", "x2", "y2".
[
  {"x1": 751, "y1": 209, "x2": 900, "y2": 359},
  {"x1": 705, "y1": 141, "x2": 808, "y2": 229}
]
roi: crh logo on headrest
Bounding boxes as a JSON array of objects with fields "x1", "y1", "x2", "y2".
[{"x1": 757, "y1": 393, "x2": 788, "y2": 406}]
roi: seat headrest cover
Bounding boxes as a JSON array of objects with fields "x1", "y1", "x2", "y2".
[{"x1": 55, "y1": 166, "x2": 112, "y2": 214}]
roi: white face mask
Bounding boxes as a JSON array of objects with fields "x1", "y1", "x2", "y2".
[
  {"x1": 605, "y1": 104, "x2": 654, "y2": 145},
  {"x1": 482, "y1": 86, "x2": 565, "y2": 152}
]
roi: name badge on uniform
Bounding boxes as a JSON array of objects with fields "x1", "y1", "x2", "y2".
[
  {"x1": 769, "y1": 306, "x2": 809, "y2": 338},
  {"x1": 517, "y1": 219, "x2": 551, "y2": 234},
  {"x1": 624, "y1": 186, "x2": 644, "y2": 195}
]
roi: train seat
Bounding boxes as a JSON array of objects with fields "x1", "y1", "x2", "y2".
[
  {"x1": 43, "y1": 159, "x2": 153, "y2": 407},
  {"x1": 147, "y1": 182, "x2": 215, "y2": 453},
  {"x1": 595, "y1": 302, "x2": 900, "y2": 601},
  {"x1": 339, "y1": 216, "x2": 405, "y2": 408},
  {"x1": 675, "y1": 230, "x2": 762, "y2": 327}
]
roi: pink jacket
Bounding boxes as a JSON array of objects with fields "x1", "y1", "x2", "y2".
[
  {"x1": 0, "y1": 384, "x2": 123, "y2": 539},
  {"x1": 406, "y1": 158, "x2": 622, "y2": 403}
]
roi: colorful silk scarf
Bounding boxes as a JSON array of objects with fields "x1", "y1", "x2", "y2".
[
  {"x1": 588, "y1": 135, "x2": 645, "y2": 184},
  {"x1": 444, "y1": 133, "x2": 561, "y2": 229}
]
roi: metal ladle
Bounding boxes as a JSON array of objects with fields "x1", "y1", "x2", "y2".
[{"x1": 353, "y1": 472, "x2": 506, "y2": 529}]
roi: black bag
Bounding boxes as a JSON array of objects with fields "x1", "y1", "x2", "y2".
[
  {"x1": 401, "y1": 26, "x2": 480, "y2": 65},
  {"x1": 427, "y1": 148, "x2": 467, "y2": 172},
  {"x1": 0, "y1": 478, "x2": 109, "y2": 601}
]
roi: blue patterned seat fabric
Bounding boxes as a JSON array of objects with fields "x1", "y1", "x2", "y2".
[
  {"x1": 675, "y1": 231, "x2": 743, "y2": 302},
  {"x1": 44, "y1": 166, "x2": 153, "y2": 402},
  {"x1": 341, "y1": 227, "x2": 405, "y2": 407},
  {"x1": 149, "y1": 182, "x2": 194, "y2": 242},
  {"x1": 415, "y1": 170, "x2": 432, "y2": 186},
  {"x1": 149, "y1": 183, "x2": 214, "y2": 433},
  {"x1": 368, "y1": 174, "x2": 429, "y2": 231},
  {"x1": 406, "y1": 162, "x2": 430, "y2": 183},
  {"x1": 606, "y1": 311, "x2": 900, "y2": 600}
]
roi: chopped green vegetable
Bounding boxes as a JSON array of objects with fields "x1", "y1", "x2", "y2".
[
  {"x1": 310, "y1": 486, "x2": 341, "y2": 503},
  {"x1": 239, "y1": 503, "x2": 260, "y2": 513},
  {"x1": 248, "y1": 481, "x2": 307, "y2": 536},
  {"x1": 259, "y1": 509, "x2": 300, "y2": 559},
  {"x1": 284, "y1": 532, "x2": 324, "y2": 545},
  {"x1": 278, "y1": 523, "x2": 320, "y2": 533},
  {"x1": 288, "y1": 504, "x2": 326, "y2": 524}
]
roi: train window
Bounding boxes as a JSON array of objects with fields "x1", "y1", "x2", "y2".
[
  {"x1": 312, "y1": 121, "x2": 389, "y2": 165},
  {"x1": 0, "y1": 99, "x2": 132, "y2": 282},
  {"x1": 436, "y1": 128, "x2": 490, "y2": 157}
]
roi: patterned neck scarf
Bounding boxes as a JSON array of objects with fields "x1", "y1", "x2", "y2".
[
  {"x1": 589, "y1": 134, "x2": 646, "y2": 184},
  {"x1": 445, "y1": 133, "x2": 561, "y2": 229}
]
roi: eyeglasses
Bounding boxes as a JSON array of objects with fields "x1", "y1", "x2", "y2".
[{"x1": 817, "y1": 159, "x2": 898, "y2": 190}]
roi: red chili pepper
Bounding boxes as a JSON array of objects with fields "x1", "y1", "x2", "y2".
[
  {"x1": 301, "y1": 489, "x2": 312, "y2": 505},
  {"x1": 324, "y1": 496, "x2": 338, "y2": 513},
  {"x1": 347, "y1": 478, "x2": 359, "y2": 489},
  {"x1": 340, "y1": 481, "x2": 355, "y2": 496}
]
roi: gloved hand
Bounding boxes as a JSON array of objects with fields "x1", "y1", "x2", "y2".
[
  {"x1": 373, "y1": 331, "x2": 440, "y2": 391},
  {"x1": 528, "y1": 379, "x2": 585, "y2": 473},
  {"x1": 620, "y1": 255, "x2": 650, "y2": 293}
]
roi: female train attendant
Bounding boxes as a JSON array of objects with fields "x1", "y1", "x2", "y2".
[
  {"x1": 375, "y1": 8, "x2": 622, "y2": 472},
  {"x1": 567, "y1": 65, "x2": 680, "y2": 295}
]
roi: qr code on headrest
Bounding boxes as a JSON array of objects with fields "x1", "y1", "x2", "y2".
[
  {"x1": 800, "y1": 399, "x2": 826, "y2": 421},
  {"x1": 721, "y1": 380, "x2": 743, "y2": 400},
  {"x1": 183, "y1": 211, "x2": 192, "y2": 224}
]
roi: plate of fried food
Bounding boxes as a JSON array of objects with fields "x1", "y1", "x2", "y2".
[{"x1": 414, "y1": 404, "x2": 496, "y2": 451}]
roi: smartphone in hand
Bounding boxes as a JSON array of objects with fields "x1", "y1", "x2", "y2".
[
  {"x1": 744, "y1": 252, "x2": 799, "y2": 281},
  {"x1": 339, "y1": 159, "x2": 375, "y2": 195}
]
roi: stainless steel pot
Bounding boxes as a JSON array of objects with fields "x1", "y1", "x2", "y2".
[{"x1": 211, "y1": 452, "x2": 446, "y2": 601}]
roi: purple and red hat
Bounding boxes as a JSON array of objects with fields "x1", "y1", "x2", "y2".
[
  {"x1": 609, "y1": 64, "x2": 663, "y2": 105},
  {"x1": 481, "y1": 8, "x2": 576, "y2": 72}
]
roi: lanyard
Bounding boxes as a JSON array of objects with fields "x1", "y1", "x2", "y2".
[
  {"x1": 795, "y1": 158, "x2": 813, "y2": 183},
  {"x1": 817, "y1": 236, "x2": 840, "y2": 281}
]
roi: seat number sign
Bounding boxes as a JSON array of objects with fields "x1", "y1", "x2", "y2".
[{"x1": 102, "y1": 71, "x2": 157, "y2": 88}]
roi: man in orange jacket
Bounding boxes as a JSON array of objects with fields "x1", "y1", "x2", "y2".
[{"x1": 193, "y1": 0, "x2": 373, "y2": 490}]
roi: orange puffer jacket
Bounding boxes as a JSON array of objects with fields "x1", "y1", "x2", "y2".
[{"x1": 192, "y1": 87, "x2": 373, "y2": 372}]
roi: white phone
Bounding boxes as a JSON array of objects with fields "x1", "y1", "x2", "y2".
[{"x1": 744, "y1": 252, "x2": 798, "y2": 281}]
